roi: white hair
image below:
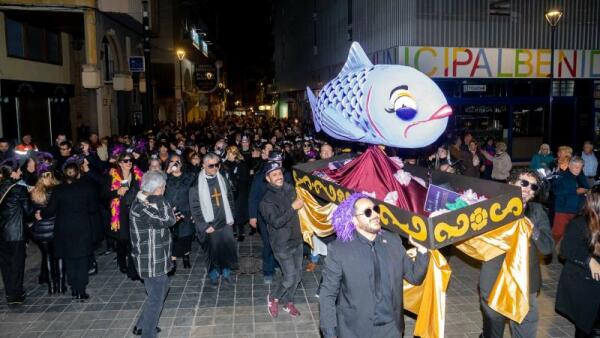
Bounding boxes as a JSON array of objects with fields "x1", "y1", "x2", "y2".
[{"x1": 140, "y1": 171, "x2": 166, "y2": 193}]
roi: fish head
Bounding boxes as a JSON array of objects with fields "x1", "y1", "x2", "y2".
[{"x1": 363, "y1": 65, "x2": 452, "y2": 148}]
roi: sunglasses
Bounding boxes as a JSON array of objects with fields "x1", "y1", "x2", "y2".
[
  {"x1": 120, "y1": 159, "x2": 132, "y2": 164},
  {"x1": 207, "y1": 163, "x2": 220, "y2": 169},
  {"x1": 519, "y1": 180, "x2": 539, "y2": 191},
  {"x1": 355, "y1": 205, "x2": 381, "y2": 218}
]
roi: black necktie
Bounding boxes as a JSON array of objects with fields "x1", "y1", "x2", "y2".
[{"x1": 371, "y1": 242, "x2": 381, "y2": 298}]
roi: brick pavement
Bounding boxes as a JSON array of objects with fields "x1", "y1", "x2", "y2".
[{"x1": 0, "y1": 236, "x2": 575, "y2": 337}]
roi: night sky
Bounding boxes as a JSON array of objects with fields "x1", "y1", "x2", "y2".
[{"x1": 185, "y1": 0, "x2": 274, "y2": 107}]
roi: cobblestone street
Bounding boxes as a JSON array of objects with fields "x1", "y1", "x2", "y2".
[{"x1": 0, "y1": 235, "x2": 575, "y2": 337}]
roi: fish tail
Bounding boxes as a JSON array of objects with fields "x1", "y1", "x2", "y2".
[{"x1": 306, "y1": 87, "x2": 321, "y2": 132}]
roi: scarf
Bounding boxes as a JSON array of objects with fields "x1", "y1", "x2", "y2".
[
  {"x1": 110, "y1": 167, "x2": 144, "y2": 231},
  {"x1": 197, "y1": 170, "x2": 233, "y2": 225}
]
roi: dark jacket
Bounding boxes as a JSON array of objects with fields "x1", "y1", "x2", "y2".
[
  {"x1": 462, "y1": 150, "x2": 483, "y2": 178},
  {"x1": 480, "y1": 202, "x2": 554, "y2": 301},
  {"x1": 130, "y1": 193, "x2": 176, "y2": 279},
  {"x1": 319, "y1": 230, "x2": 429, "y2": 338},
  {"x1": 0, "y1": 179, "x2": 30, "y2": 241},
  {"x1": 165, "y1": 172, "x2": 195, "y2": 237},
  {"x1": 41, "y1": 179, "x2": 98, "y2": 258},
  {"x1": 555, "y1": 216, "x2": 600, "y2": 334},
  {"x1": 553, "y1": 170, "x2": 589, "y2": 214},
  {"x1": 188, "y1": 173, "x2": 235, "y2": 242},
  {"x1": 31, "y1": 190, "x2": 56, "y2": 242},
  {"x1": 248, "y1": 161, "x2": 292, "y2": 222},
  {"x1": 259, "y1": 182, "x2": 302, "y2": 255},
  {"x1": 223, "y1": 159, "x2": 251, "y2": 224}
]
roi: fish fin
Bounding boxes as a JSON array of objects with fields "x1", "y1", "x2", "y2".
[
  {"x1": 306, "y1": 87, "x2": 321, "y2": 132},
  {"x1": 321, "y1": 107, "x2": 366, "y2": 140},
  {"x1": 340, "y1": 42, "x2": 373, "y2": 75}
]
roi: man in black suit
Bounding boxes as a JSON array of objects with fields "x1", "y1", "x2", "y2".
[
  {"x1": 479, "y1": 168, "x2": 554, "y2": 338},
  {"x1": 319, "y1": 194, "x2": 429, "y2": 338}
]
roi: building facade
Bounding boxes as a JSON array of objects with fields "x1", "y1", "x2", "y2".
[
  {"x1": 273, "y1": 0, "x2": 600, "y2": 159},
  {"x1": 0, "y1": 0, "x2": 154, "y2": 148}
]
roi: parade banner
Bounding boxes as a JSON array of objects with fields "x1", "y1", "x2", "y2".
[{"x1": 398, "y1": 46, "x2": 600, "y2": 79}]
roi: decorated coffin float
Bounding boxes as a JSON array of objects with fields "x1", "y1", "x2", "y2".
[{"x1": 293, "y1": 147, "x2": 523, "y2": 249}]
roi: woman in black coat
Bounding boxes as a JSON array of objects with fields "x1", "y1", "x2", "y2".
[
  {"x1": 223, "y1": 145, "x2": 251, "y2": 242},
  {"x1": 556, "y1": 186, "x2": 600, "y2": 337},
  {"x1": 165, "y1": 154, "x2": 195, "y2": 272},
  {"x1": 39, "y1": 163, "x2": 98, "y2": 300},
  {"x1": 105, "y1": 152, "x2": 143, "y2": 280},
  {"x1": 30, "y1": 168, "x2": 63, "y2": 294}
]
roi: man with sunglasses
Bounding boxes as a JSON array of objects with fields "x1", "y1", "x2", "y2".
[
  {"x1": 189, "y1": 153, "x2": 237, "y2": 285},
  {"x1": 319, "y1": 193, "x2": 429, "y2": 338},
  {"x1": 478, "y1": 168, "x2": 554, "y2": 338}
]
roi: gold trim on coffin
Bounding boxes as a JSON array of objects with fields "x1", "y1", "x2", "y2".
[
  {"x1": 293, "y1": 171, "x2": 351, "y2": 204},
  {"x1": 434, "y1": 197, "x2": 523, "y2": 243}
]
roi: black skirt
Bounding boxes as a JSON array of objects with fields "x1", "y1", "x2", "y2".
[{"x1": 204, "y1": 226, "x2": 238, "y2": 271}]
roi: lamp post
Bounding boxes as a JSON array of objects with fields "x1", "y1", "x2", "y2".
[
  {"x1": 176, "y1": 49, "x2": 185, "y2": 127},
  {"x1": 545, "y1": 9, "x2": 562, "y2": 147}
]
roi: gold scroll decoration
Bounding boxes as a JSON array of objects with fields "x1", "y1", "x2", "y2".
[
  {"x1": 433, "y1": 197, "x2": 523, "y2": 243},
  {"x1": 378, "y1": 204, "x2": 428, "y2": 242},
  {"x1": 293, "y1": 170, "x2": 351, "y2": 204}
]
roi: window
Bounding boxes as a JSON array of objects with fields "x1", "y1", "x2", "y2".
[
  {"x1": 5, "y1": 17, "x2": 62, "y2": 64},
  {"x1": 6, "y1": 18, "x2": 24, "y2": 57}
]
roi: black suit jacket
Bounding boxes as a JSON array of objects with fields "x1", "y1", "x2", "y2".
[{"x1": 319, "y1": 230, "x2": 429, "y2": 338}]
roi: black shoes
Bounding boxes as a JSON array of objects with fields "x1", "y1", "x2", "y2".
[
  {"x1": 182, "y1": 255, "x2": 191, "y2": 269},
  {"x1": 72, "y1": 292, "x2": 90, "y2": 301},
  {"x1": 168, "y1": 260, "x2": 177, "y2": 276},
  {"x1": 132, "y1": 326, "x2": 161, "y2": 336},
  {"x1": 88, "y1": 261, "x2": 98, "y2": 275},
  {"x1": 6, "y1": 293, "x2": 25, "y2": 305},
  {"x1": 237, "y1": 235, "x2": 245, "y2": 242}
]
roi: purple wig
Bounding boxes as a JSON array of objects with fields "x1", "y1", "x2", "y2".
[
  {"x1": 331, "y1": 192, "x2": 370, "y2": 242},
  {"x1": 134, "y1": 139, "x2": 148, "y2": 153}
]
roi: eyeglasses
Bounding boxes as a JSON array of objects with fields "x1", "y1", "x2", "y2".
[
  {"x1": 120, "y1": 159, "x2": 132, "y2": 164},
  {"x1": 207, "y1": 162, "x2": 220, "y2": 169},
  {"x1": 519, "y1": 180, "x2": 539, "y2": 191},
  {"x1": 355, "y1": 205, "x2": 380, "y2": 218}
]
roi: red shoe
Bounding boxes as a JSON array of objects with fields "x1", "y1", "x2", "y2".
[
  {"x1": 267, "y1": 294, "x2": 279, "y2": 318},
  {"x1": 283, "y1": 302, "x2": 300, "y2": 317}
]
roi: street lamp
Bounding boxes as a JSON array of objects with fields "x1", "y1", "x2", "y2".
[
  {"x1": 176, "y1": 49, "x2": 186, "y2": 127},
  {"x1": 545, "y1": 9, "x2": 562, "y2": 147}
]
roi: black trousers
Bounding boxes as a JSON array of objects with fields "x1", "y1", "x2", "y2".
[
  {"x1": 37, "y1": 241, "x2": 58, "y2": 283},
  {"x1": 117, "y1": 239, "x2": 139, "y2": 279},
  {"x1": 576, "y1": 310, "x2": 600, "y2": 338},
  {"x1": 0, "y1": 240, "x2": 26, "y2": 298},
  {"x1": 172, "y1": 235, "x2": 193, "y2": 257},
  {"x1": 272, "y1": 243, "x2": 303, "y2": 304},
  {"x1": 64, "y1": 256, "x2": 89, "y2": 294}
]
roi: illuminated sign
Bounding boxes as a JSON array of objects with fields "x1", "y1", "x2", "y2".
[
  {"x1": 398, "y1": 46, "x2": 600, "y2": 78},
  {"x1": 191, "y1": 30, "x2": 209, "y2": 57}
]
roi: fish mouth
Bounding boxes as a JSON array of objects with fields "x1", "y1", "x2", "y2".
[{"x1": 403, "y1": 104, "x2": 453, "y2": 138}]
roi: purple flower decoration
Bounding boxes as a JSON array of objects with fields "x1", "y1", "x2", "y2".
[
  {"x1": 134, "y1": 139, "x2": 148, "y2": 153},
  {"x1": 111, "y1": 144, "x2": 126, "y2": 158},
  {"x1": 331, "y1": 192, "x2": 370, "y2": 242},
  {"x1": 35, "y1": 152, "x2": 54, "y2": 163}
]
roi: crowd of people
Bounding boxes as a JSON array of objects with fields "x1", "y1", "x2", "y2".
[{"x1": 0, "y1": 116, "x2": 599, "y2": 337}]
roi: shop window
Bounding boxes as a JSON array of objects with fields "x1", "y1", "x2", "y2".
[
  {"x1": 5, "y1": 17, "x2": 62, "y2": 64},
  {"x1": 454, "y1": 104, "x2": 507, "y2": 143},
  {"x1": 512, "y1": 105, "x2": 545, "y2": 160}
]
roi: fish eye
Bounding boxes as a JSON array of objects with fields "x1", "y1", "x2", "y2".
[{"x1": 394, "y1": 96, "x2": 417, "y2": 111}]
